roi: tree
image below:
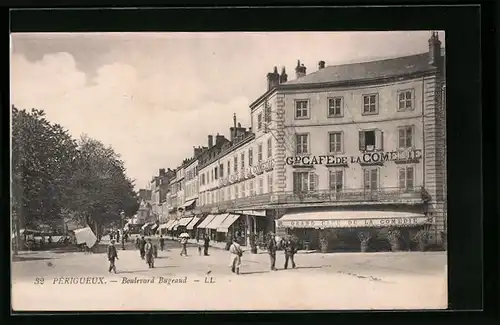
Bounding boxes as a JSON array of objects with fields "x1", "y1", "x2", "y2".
[
  {"x1": 11, "y1": 106, "x2": 79, "y2": 231},
  {"x1": 69, "y1": 135, "x2": 139, "y2": 239}
]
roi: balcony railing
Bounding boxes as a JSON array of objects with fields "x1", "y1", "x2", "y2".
[{"x1": 199, "y1": 186, "x2": 425, "y2": 212}]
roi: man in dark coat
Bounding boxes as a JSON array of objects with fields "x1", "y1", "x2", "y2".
[
  {"x1": 283, "y1": 237, "x2": 297, "y2": 269},
  {"x1": 159, "y1": 235, "x2": 165, "y2": 251},
  {"x1": 203, "y1": 234, "x2": 210, "y2": 256},
  {"x1": 107, "y1": 240, "x2": 119, "y2": 273},
  {"x1": 139, "y1": 236, "x2": 146, "y2": 260},
  {"x1": 267, "y1": 233, "x2": 277, "y2": 271},
  {"x1": 145, "y1": 239, "x2": 155, "y2": 268}
]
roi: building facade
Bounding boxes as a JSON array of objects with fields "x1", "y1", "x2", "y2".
[{"x1": 194, "y1": 32, "x2": 446, "y2": 251}]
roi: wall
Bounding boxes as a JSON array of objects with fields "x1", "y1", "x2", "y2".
[
  {"x1": 184, "y1": 160, "x2": 199, "y2": 202},
  {"x1": 279, "y1": 78, "x2": 426, "y2": 192}
]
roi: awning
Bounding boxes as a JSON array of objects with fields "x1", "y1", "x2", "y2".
[
  {"x1": 196, "y1": 214, "x2": 217, "y2": 229},
  {"x1": 177, "y1": 217, "x2": 194, "y2": 227},
  {"x1": 276, "y1": 211, "x2": 431, "y2": 229},
  {"x1": 182, "y1": 199, "x2": 197, "y2": 208},
  {"x1": 186, "y1": 217, "x2": 201, "y2": 230},
  {"x1": 216, "y1": 214, "x2": 240, "y2": 232},
  {"x1": 151, "y1": 224, "x2": 159, "y2": 230},
  {"x1": 168, "y1": 220, "x2": 180, "y2": 231},
  {"x1": 158, "y1": 223, "x2": 169, "y2": 230},
  {"x1": 206, "y1": 213, "x2": 230, "y2": 230},
  {"x1": 163, "y1": 220, "x2": 175, "y2": 229},
  {"x1": 73, "y1": 227, "x2": 98, "y2": 248},
  {"x1": 141, "y1": 222, "x2": 153, "y2": 230}
]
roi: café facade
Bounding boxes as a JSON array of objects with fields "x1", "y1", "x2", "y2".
[{"x1": 195, "y1": 33, "x2": 446, "y2": 252}]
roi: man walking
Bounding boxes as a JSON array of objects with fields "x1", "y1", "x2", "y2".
[
  {"x1": 283, "y1": 237, "x2": 297, "y2": 269},
  {"x1": 145, "y1": 238, "x2": 155, "y2": 268},
  {"x1": 267, "y1": 232, "x2": 277, "y2": 271},
  {"x1": 180, "y1": 236, "x2": 188, "y2": 256},
  {"x1": 159, "y1": 235, "x2": 165, "y2": 251},
  {"x1": 107, "y1": 239, "x2": 119, "y2": 273},
  {"x1": 139, "y1": 236, "x2": 146, "y2": 260},
  {"x1": 229, "y1": 237, "x2": 243, "y2": 275},
  {"x1": 203, "y1": 234, "x2": 210, "y2": 256}
]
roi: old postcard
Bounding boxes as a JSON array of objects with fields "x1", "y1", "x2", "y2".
[{"x1": 10, "y1": 31, "x2": 448, "y2": 311}]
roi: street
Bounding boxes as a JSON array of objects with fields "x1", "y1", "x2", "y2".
[{"x1": 12, "y1": 241, "x2": 448, "y2": 311}]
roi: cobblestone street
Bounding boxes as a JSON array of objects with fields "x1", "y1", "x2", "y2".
[{"x1": 12, "y1": 242, "x2": 447, "y2": 311}]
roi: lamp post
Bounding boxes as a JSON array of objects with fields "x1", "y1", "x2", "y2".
[{"x1": 120, "y1": 211, "x2": 125, "y2": 250}]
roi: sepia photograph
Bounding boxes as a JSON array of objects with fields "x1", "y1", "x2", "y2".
[{"x1": 10, "y1": 31, "x2": 448, "y2": 311}]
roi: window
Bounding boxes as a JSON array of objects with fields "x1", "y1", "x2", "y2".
[
  {"x1": 234, "y1": 185, "x2": 239, "y2": 199},
  {"x1": 221, "y1": 189, "x2": 225, "y2": 202},
  {"x1": 293, "y1": 172, "x2": 318, "y2": 192},
  {"x1": 249, "y1": 180, "x2": 255, "y2": 196},
  {"x1": 268, "y1": 174, "x2": 273, "y2": 193},
  {"x1": 295, "y1": 100, "x2": 309, "y2": 119},
  {"x1": 329, "y1": 132, "x2": 343, "y2": 153},
  {"x1": 328, "y1": 97, "x2": 343, "y2": 117},
  {"x1": 258, "y1": 177, "x2": 264, "y2": 195},
  {"x1": 265, "y1": 103, "x2": 272, "y2": 123},
  {"x1": 258, "y1": 143, "x2": 263, "y2": 162},
  {"x1": 398, "y1": 89, "x2": 414, "y2": 111},
  {"x1": 267, "y1": 138, "x2": 272, "y2": 159},
  {"x1": 240, "y1": 183, "x2": 245, "y2": 198},
  {"x1": 359, "y1": 130, "x2": 383, "y2": 151},
  {"x1": 363, "y1": 169, "x2": 379, "y2": 191},
  {"x1": 329, "y1": 170, "x2": 344, "y2": 192},
  {"x1": 295, "y1": 134, "x2": 309, "y2": 155},
  {"x1": 214, "y1": 168, "x2": 217, "y2": 180},
  {"x1": 227, "y1": 161, "x2": 231, "y2": 175},
  {"x1": 249, "y1": 148, "x2": 254, "y2": 166},
  {"x1": 398, "y1": 166, "x2": 414, "y2": 192},
  {"x1": 241, "y1": 153, "x2": 245, "y2": 169},
  {"x1": 219, "y1": 164, "x2": 224, "y2": 178},
  {"x1": 398, "y1": 126, "x2": 414, "y2": 149},
  {"x1": 233, "y1": 156, "x2": 238, "y2": 173},
  {"x1": 362, "y1": 94, "x2": 378, "y2": 114},
  {"x1": 257, "y1": 113, "x2": 263, "y2": 130},
  {"x1": 227, "y1": 186, "x2": 231, "y2": 200}
]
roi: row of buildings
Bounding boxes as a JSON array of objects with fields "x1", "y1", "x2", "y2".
[{"x1": 137, "y1": 33, "x2": 447, "y2": 251}]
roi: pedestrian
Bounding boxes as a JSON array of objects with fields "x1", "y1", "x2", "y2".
[
  {"x1": 180, "y1": 236, "x2": 188, "y2": 256},
  {"x1": 139, "y1": 236, "x2": 146, "y2": 260},
  {"x1": 229, "y1": 237, "x2": 243, "y2": 275},
  {"x1": 145, "y1": 239, "x2": 155, "y2": 268},
  {"x1": 153, "y1": 243, "x2": 158, "y2": 258},
  {"x1": 203, "y1": 234, "x2": 210, "y2": 256},
  {"x1": 135, "y1": 237, "x2": 140, "y2": 250},
  {"x1": 267, "y1": 232, "x2": 277, "y2": 271},
  {"x1": 116, "y1": 231, "x2": 120, "y2": 243},
  {"x1": 159, "y1": 235, "x2": 165, "y2": 251},
  {"x1": 197, "y1": 239, "x2": 203, "y2": 256},
  {"x1": 107, "y1": 239, "x2": 119, "y2": 273},
  {"x1": 283, "y1": 237, "x2": 297, "y2": 269},
  {"x1": 48, "y1": 235, "x2": 53, "y2": 244}
]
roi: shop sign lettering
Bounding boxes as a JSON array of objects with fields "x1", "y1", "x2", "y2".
[
  {"x1": 285, "y1": 149, "x2": 422, "y2": 166},
  {"x1": 218, "y1": 158, "x2": 274, "y2": 186},
  {"x1": 276, "y1": 217, "x2": 430, "y2": 229}
]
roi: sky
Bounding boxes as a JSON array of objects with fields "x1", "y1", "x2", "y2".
[{"x1": 10, "y1": 31, "x2": 444, "y2": 190}]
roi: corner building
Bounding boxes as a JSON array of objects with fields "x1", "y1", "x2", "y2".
[{"x1": 198, "y1": 33, "x2": 446, "y2": 252}]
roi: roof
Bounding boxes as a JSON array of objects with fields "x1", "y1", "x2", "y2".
[{"x1": 283, "y1": 52, "x2": 436, "y2": 86}]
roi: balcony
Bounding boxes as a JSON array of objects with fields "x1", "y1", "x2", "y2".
[{"x1": 199, "y1": 186, "x2": 426, "y2": 212}]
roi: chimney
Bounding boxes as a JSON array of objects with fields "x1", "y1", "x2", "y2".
[
  {"x1": 194, "y1": 146, "x2": 203, "y2": 157},
  {"x1": 318, "y1": 61, "x2": 325, "y2": 69},
  {"x1": 233, "y1": 113, "x2": 237, "y2": 141},
  {"x1": 295, "y1": 60, "x2": 307, "y2": 79},
  {"x1": 159, "y1": 168, "x2": 165, "y2": 176},
  {"x1": 428, "y1": 31, "x2": 442, "y2": 66},
  {"x1": 215, "y1": 133, "x2": 225, "y2": 146},
  {"x1": 279, "y1": 67, "x2": 288, "y2": 83},
  {"x1": 208, "y1": 135, "x2": 213, "y2": 148},
  {"x1": 266, "y1": 66, "x2": 280, "y2": 91}
]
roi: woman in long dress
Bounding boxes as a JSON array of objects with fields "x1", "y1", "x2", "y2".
[{"x1": 145, "y1": 239, "x2": 155, "y2": 268}]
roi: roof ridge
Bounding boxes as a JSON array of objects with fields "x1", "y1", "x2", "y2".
[{"x1": 324, "y1": 52, "x2": 428, "y2": 68}]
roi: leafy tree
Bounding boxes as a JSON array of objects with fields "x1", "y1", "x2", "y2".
[
  {"x1": 11, "y1": 106, "x2": 79, "y2": 230},
  {"x1": 69, "y1": 135, "x2": 139, "y2": 239}
]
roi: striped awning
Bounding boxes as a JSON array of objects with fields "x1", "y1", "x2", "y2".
[
  {"x1": 168, "y1": 220, "x2": 180, "y2": 231},
  {"x1": 186, "y1": 217, "x2": 201, "y2": 230},
  {"x1": 216, "y1": 214, "x2": 240, "y2": 232},
  {"x1": 196, "y1": 214, "x2": 217, "y2": 229},
  {"x1": 205, "y1": 213, "x2": 230, "y2": 230},
  {"x1": 276, "y1": 211, "x2": 431, "y2": 229},
  {"x1": 177, "y1": 217, "x2": 194, "y2": 227}
]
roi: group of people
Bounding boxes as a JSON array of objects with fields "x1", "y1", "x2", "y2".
[
  {"x1": 135, "y1": 235, "x2": 158, "y2": 268},
  {"x1": 267, "y1": 233, "x2": 297, "y2": 271}
]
